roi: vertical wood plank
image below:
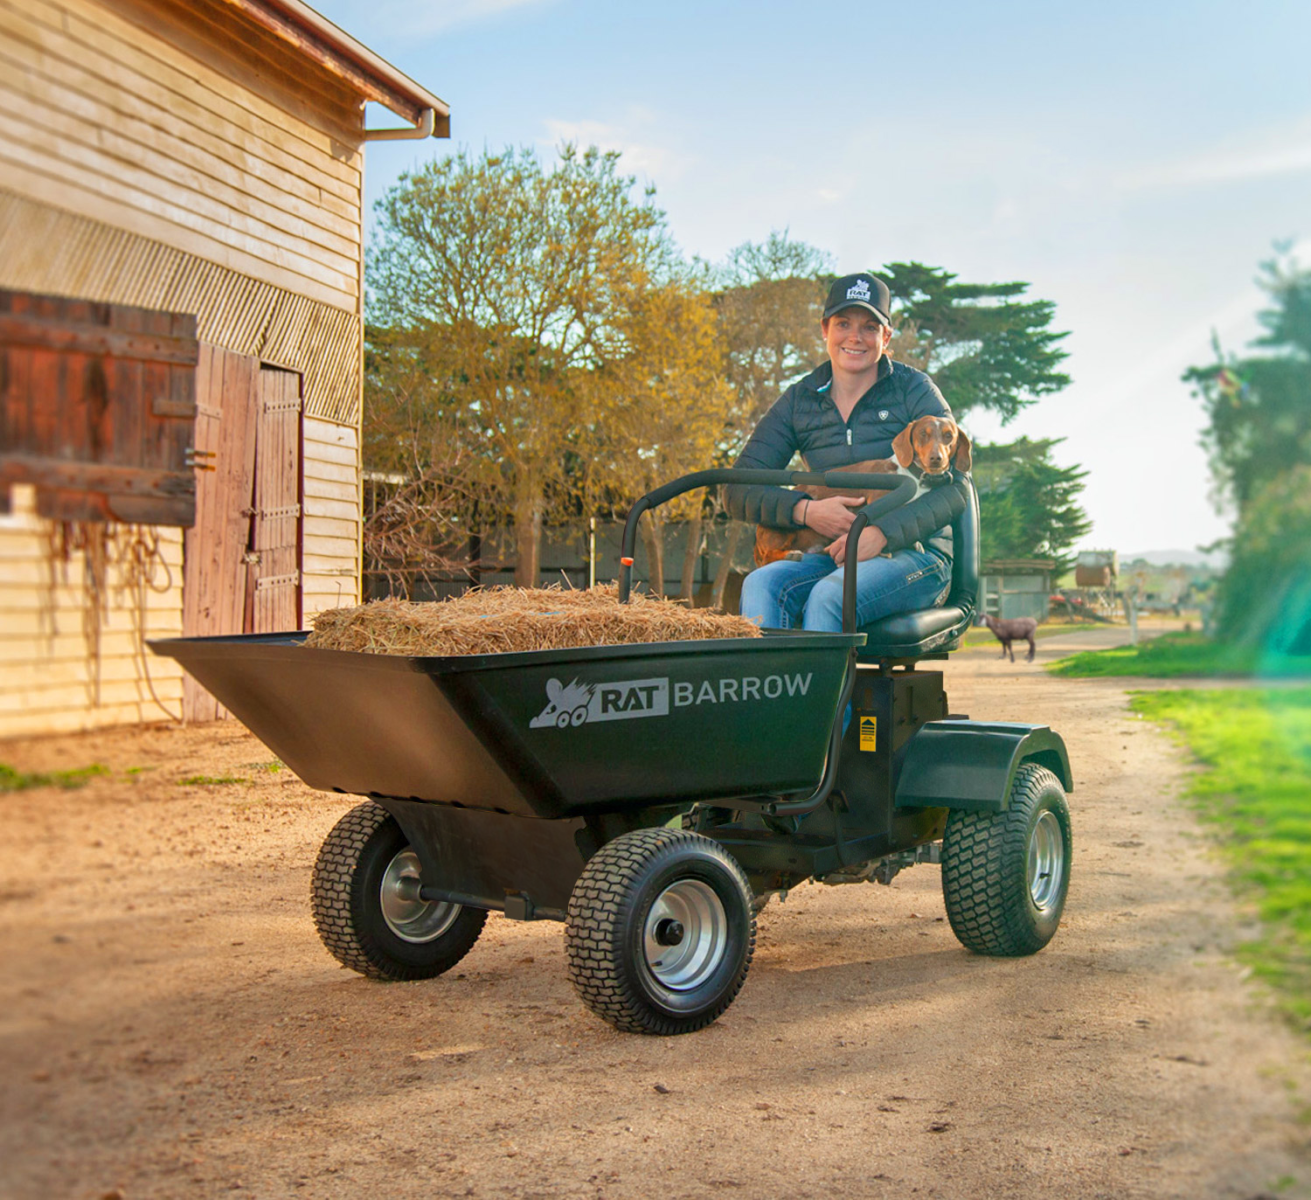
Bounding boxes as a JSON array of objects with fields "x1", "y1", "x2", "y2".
[
  {"x1": 247, "y1": 365, "x2": 302, "y2": 634},
  {"x1": 182, "y1": 342, "x2": 258, "y2": 721}
]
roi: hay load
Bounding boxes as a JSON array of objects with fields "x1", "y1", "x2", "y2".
[{"x1": 304, "y1": 584, "x2": 763, "y2": 657}]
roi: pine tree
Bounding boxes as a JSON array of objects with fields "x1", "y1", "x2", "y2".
[
  {"x1": 881, "y1": 262, "x2": 1072, "y2": 424},
  {"x1": 971, "y1": 438, "x2": 1091, "y2": 571}
]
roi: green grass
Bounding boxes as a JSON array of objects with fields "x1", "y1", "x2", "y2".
[
  {"x1": 1132, "y1": 686, "x2": 1311, "y2": 1030},
  {"x1": 0, "y1": 763, "x2": 111, "y2": 792},
  {"x1": 1050, "y1": 631, "x2": 1311, "y2": 678},
  {"x1": 179, "y1": 774, "x2": 248, "y2": 787}
]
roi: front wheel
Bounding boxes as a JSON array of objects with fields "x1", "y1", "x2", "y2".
[
  {"x1": 940, "y1": 763, "x2": 1072, "y2": 956},
  {"x1": 565, "y1": 828, "x2": 755, "y2": 1035},
  {"x1": 311, "y1": 801, "x2": 486, "y2": 980}
]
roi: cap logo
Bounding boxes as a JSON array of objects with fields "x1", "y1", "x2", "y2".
[{"x1": 846, "y1": 279, "x2": 872, "y2": 303}]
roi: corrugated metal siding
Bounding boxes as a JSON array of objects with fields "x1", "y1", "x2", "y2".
[{"x1": 0, "y1": 188, "x2": 361, "y2": 425}]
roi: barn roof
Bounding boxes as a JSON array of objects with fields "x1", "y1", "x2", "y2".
[{"x1": 218, "y1": 0, "x2": 451, "y2": 134}]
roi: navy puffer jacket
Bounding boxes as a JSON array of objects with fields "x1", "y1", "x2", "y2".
[{"x1": 725, "y1": 356, "x2": 966, "y2": 558}]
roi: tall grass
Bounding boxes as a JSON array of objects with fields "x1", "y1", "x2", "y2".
[{"x1": 1133, "y1": 687, "x2": 1311, "y2": 1029}]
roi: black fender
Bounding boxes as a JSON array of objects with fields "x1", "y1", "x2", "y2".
[{"x1": 894, "y1": 720, "x2": 1073, "y2": 813}]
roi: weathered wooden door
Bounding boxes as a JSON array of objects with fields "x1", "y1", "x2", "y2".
[
  {"x1": 247, "y1": 367, "x2": 302, "y2": 634},
  {"x1": 182, "y1": 348, "x2": 301, "y2": 721},
  {"x1": 183, "y1": 345, "x2": 258, "y2": 721}
]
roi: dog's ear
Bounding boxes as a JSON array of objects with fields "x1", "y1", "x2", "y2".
[
  {"x1": 953, "y1": 427, "x2": 973, "y2": 473},
  {"x1": 891, "y1": 423, "x2": 916, "y2": 468}
]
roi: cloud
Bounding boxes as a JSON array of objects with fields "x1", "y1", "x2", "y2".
[
  {"x1": 1119, "y1": 121, "x2": 1311, "y2": 192},
  {"x1": 541, "y1": 110, "x2": 692, "y2": 183}
]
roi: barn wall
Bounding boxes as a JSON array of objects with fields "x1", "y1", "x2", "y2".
[
  {"x1": 0, "y1": 0, "x2": 368, "y2": 735},
  {"x1": 303, "y1": 416, "x2": 361, "y2": 620},
  {"x1": 0, "y1": 406, "x2": 360, "y2": 740},
  {"x1": 0, "y1": 486, "x2": 186, "y2": 736},
  {"x1": 0, "y1": 184, "x2": 361, "y2": 428},
  {"x1": 0, "y1": 0, "x2": 364, "y2": 312}
]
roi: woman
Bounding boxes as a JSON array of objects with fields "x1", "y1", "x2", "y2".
[{"x1": 727, "y1": 272, "x2": 969, "y2": 631}]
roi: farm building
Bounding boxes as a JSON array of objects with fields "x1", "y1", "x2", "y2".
[
  {"x1": 0, "y1": 0, "x2": 447, "y2": 735},
  {"x1": 980, "y1": 557, "x2": 1056, "y2": 622}
]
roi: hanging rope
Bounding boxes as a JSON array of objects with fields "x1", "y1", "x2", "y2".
[
  {"x1": 113, "y1": 524, "x2": 182, "y2": 723},
  {"x1": 40, "y1": 519, "x2": 182, "y2": 721}
]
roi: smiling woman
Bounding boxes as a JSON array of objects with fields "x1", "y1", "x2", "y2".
[{"x1": 726, "y1": 271, "x2": 970, "y2": 633}]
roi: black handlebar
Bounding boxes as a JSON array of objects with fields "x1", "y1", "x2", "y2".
[{"x1": 618, "y1": 467, "x2": 916, "y2": 635}]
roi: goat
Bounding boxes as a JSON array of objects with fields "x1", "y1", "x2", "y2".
[{"x1": 978, "y1": 613, "x2": 1037, "y2": 662}]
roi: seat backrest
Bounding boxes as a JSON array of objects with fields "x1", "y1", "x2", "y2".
[{"x1": 948, "y1": 477, "x2": 980, "y2": 617}]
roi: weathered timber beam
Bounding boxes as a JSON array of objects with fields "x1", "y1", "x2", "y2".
[{"x1": 0, "y1": 313, "x2": 199, "y2": 366}]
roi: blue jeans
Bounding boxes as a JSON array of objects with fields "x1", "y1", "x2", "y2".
[{"x1": 740, "y1": 548, "x2": 952, "y2": 632}]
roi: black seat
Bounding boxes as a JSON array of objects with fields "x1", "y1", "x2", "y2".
[{"x1": 856, "y1": 478, "x2": 980, "y2": 661}]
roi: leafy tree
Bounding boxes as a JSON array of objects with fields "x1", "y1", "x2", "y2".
[
  {"x1": 702, "y1": 233, "x2": 832, "y2": 602},
  {"x1": 971, "y1": 438, "x2": 1091, "y2": 571},
  {"x1": 880, "y1": 264, "x2": 1080, "y2": 570},
  {"x1": 881, "y1": 262, "x2": 1072, "y2": 424},
  {"x1": 716, "y1": 232, "x2": 831, "y2": 438},
  {"x1": 1184, "y1": 253, "x2": 1311, "y2": 513},
  {"x1": 1184, "y1": 252, "x2": 1311, "y2": 644},
  {"x1": 577, "y1": 276, "x2": 734, "y2": 595},
  {"x1": 368, "y1": 145, "x2": 687, "y2": 585},
  {"x1": 1213, "y1": 464, "x2": 1311, "y2": 651}
]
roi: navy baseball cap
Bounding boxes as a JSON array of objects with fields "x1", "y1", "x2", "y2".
[{"x1": 823, "y1": 272, "x2": 891, "y2": 326}]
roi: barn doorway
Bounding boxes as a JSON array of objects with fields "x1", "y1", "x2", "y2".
[{"x1": 182, "y1": 345, "x2": 303, "y2": 722}]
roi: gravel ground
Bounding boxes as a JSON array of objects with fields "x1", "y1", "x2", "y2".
[{"x1": 1, "y1": 627, "x2": 1309, "y2": 1200}]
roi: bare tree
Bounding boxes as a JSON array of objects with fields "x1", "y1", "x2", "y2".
[{"x1": 707, "y1": 232, "x2": 832, "y2": 605}]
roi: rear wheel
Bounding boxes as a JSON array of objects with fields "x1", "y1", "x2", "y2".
[
  {"x1": 565, "y1": 828, "x2": 755, "y2": 1035},
  {"x1": 940, "y1": 763, "x2": 1071, "y2": 956},
  {"x1": 311, "y1": 801, "x2": 486, "y2": 980}
]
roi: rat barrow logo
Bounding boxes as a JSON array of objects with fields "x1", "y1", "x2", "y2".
[{"x1": 529, "y1": 677, "x2": 669, "y2": 728}]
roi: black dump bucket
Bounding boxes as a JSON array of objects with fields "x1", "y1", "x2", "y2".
[{"x1": 150, "y1": 631, "x2": 862, "y2": 820}]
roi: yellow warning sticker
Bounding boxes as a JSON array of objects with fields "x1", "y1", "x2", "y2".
[{"x1": 859, "y1": 715, "x2": 878, "y2": 752}]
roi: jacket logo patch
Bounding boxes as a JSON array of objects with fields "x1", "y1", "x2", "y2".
[
  {"x1": 879, "y1": 409, "x2": 889, "y2": 420},
  {"x1": 846, "y1": 279, "x2": 872, "y2": 302}
]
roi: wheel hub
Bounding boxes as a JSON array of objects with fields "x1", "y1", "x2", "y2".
[
  {"x1": 380, "y1": 848, "x2": 462, "y2": 944},
  {"x1": 1027, "y1": 810, "x2": 1065, "y2": 913},
  {"x1": 654, "y1": 918, "x2": 685, "y2": 946},
  {"x1": 643, "y1": 879, "x2": 727, "y2": 990}
]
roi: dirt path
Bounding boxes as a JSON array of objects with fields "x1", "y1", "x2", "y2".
[{"x1": 2, "y1": 630, "x2": 1309, "y2": 1200}]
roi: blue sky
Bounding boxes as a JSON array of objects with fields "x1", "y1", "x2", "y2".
[{"x1": 318, "y1": 0, "x2": 1311, "y2": 556}]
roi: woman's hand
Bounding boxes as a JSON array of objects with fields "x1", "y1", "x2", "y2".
[
  {"x1": 827, "y1": 525, "x2": 888, "y2": 565},
  {"x1": 793, "y1": 494, "x2": 865, "y2": 538}
]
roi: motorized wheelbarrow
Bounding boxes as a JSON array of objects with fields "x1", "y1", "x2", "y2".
[{"x1": 151, "y1": 467, "x2": 1073, "y2": 1035}]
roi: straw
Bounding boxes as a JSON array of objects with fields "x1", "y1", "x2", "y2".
[{"x1": 304, "y1": 584, "x2": 762, "y2": 656}]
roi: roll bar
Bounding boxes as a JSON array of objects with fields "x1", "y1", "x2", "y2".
[
  {"x1": 617, "y1": 467, "x2": 916, "y2": 633},
  {"x1": 617, "y1": 468, "x2": 917, "y2": 819}
]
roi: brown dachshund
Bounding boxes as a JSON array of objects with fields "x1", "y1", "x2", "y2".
[{"x1": 753, "y1": 416, "x2": 972, "y2": 567}]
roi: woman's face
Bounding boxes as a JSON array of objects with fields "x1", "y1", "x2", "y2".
[{"x1": 823, "y1": 307, "x2": 888, "y2": 375}]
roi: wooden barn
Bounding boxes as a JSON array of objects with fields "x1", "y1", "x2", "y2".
[{"x1": 0, "y1": 0, "x2": 447, "y2": 735}]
